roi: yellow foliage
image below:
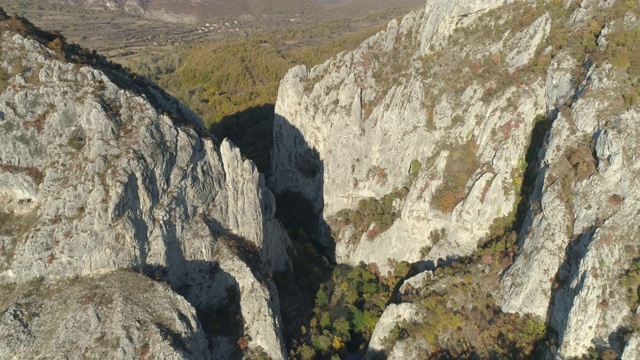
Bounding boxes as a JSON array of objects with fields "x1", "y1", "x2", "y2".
[{"x1": 332, "y1": 336, "x2": 344, "y2": 351}]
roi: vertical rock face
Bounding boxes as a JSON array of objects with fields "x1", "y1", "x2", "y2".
[
  {"x1": 272, "y1": 0, "x2": 640, "y2": 357},
  {"x1": 271, "y1": 0, "x2": 548, "y2": 270},
  {"x1": 0, "y1": 24, "x2": 289, "y2": 359},
  {"x1": 417, "y1": 0, "x2": 511, "y2": 55},
  {"x1": 500, "y1": 63, "x2": 640, "y2": 358}
]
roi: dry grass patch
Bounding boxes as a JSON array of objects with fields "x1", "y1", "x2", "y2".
[{"x1": 432, "y1": 141, "x2": 480, "y2": 214}]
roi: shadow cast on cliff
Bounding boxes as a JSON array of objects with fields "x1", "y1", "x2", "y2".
[
  {"x1": 267, "y1": 112, "x2": 334, "y2": 259},
  {"x1": 137, "y1": 264, "x2": 245, "y2": 357},
  {"x1": 7, "y1": 13, "x2": 333, "y2": 358},
  {"x1": 512, "y1": 114, "x2": 555, "y2": 241},
  {"x1": 212, "y1": 104, "x2": 401, "y2": 356},
  {"x1": 543, "y1": 226, "x2": 598, "y2": 354},
  {"x1": 210, "y1": 104, "x2": 275, "y2": 177},
  {"x1": 131, "y1": 214, "x2": 278, "y2": 358},
  {"x1": 265, "y1": 112, "x2": 340, "y2": 354},
  {"x1": 482, "y1": 113, "x2": 553, "y2": 279},
  {"x1": 209, "y1": 105, "x2": 336, "y2": 353}
]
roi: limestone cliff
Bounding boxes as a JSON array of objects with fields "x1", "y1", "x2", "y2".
[
  {"x1": 271, "y1": 0, "x2": 640, "y2": 357},
  {"x1": 272, "y1": 0, "x2": 550, "y2": 270},
  {"x1": 500, "y1": 43, "x2": 640, "y2": 360},
  {"x1": 0, "y1": 17, "x2": 289, "y2": 359}
]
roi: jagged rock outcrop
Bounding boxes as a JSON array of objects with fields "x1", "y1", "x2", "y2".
[
  {"x1": 417, "y1": 0, "x2": 511, "y2": 55},
  {"x1": 271, "y1": 0, "x2": 640, "y2": 357},
  {"x1": 0, "y1": 21, "x2": 289, "y2": 359}
]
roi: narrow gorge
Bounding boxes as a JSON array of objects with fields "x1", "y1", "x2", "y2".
[{"x1": 0, "y1": 0, "x2": 639, "y2": 359}]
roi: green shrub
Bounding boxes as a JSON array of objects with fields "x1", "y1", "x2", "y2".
[
  {"x1": 621, "y1": 257, "x2": 640, "y2": 310},
  {"x1": 330, "y1": 187, "x2": 408, "y2": 244},
  {"x1": 391, "y1": 262, "x2": 546, "y2": 358},
  {"x1": 297, "y1": 263, "x2": 410, "y2": 358},
  {"x1": 429, "y1": 228, "x2": 446, "y2": 246},
  {"x1": 67, "y1": 134, "x2": 86, "y2": 151},
  {"x1": 408, "y1": 159, "x2": 421, "y2": 186},
  {"x1": 0, "y1": 67, "x2": 9, "y2": 91}
]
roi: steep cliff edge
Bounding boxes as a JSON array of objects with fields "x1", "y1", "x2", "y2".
[
  {"x1": 500, "y1": 44, "x2": 640, "y2": 359},
  {"x1": 272, "y1": 0, "x2": 640, "y2": 357},
  {"x1": 0, "y1": 14, "x2": 289, "y2": 359},
  {"x1": 272, "y1": 0, "x2": 550, "y2": 269}
]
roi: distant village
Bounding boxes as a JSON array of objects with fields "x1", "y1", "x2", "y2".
[
  {"x1": 146, "y1": 14, "x2": 307, "y2": 48},
  {"x1": 197, "y1": 20, "x2": 241, "y2": 34},
  {"x1": 150, "y1": 20, "x2": 244, "y2": 47}
]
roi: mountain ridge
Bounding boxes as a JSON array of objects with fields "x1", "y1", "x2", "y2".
[{"x1": 0, "y1": 12, "x2": 290, "y2": 359}]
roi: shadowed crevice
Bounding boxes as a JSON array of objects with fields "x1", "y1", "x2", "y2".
[
  {"x1": 209, "y1": 104, "x2": 275, "y2": 177},
  {"x1": 546, "y1": 227, "x2": 598, "y2": 352}
]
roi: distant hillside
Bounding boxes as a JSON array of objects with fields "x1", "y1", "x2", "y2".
[{"x1": 24, "y1": 0, "x2": 424, "y2": 21}]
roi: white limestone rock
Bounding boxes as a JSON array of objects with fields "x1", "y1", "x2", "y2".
[
  {"x1": 500, "y1": 62, "x2": 640, "y2": 358},
  {"x1": 271, "y1": 0, "x2": 549, "y2": 272},
  {"x1": 0, "y1": 271, "x2": 210, "y2": 359},
  {"x1": 505, "y1": 13, "x2": 551, "y2": 72},
  {"x1": 272, "y1": 0, "x2": 640, "y2": 357},
  {"x1": 0, "y1": 31, "x2": 289, "y2": 359},
  {"x1": 216, "y1": 244, "x2": 287, "y2": 360},
  {"x1": 365, "y1": 303, "x2": 421, "y2": 358},
  {"x1": 418, "y1": 0, "x2": 511, "y2": 55}
]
